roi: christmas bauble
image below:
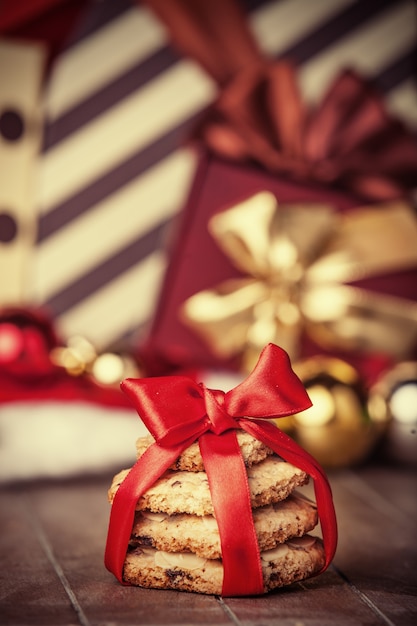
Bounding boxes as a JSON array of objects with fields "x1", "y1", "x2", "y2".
[
  {"x1": 283, "y1": 356, "x2": 389, "y2": 468},
  {"x1": 368, "y1": 362, "x2": 417, "y2": 465}
]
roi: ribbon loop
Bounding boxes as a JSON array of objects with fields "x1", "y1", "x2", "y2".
[
  {"x1": 122, "y1": 344, "x2": 312, "y2": 439},
  {"x1": 121, "y1": 376, "x2": 208, "y2": 446}
]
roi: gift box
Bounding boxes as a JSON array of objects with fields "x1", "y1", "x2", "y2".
[
  {"x1": 105, "y1": 343, "x2": 338, "y2": 596},
  {"x1": 138, "y1": 0, "x2": 417, "y2": 382},
  {"x1": 141, "y1": 152, "x2": 354, "y2": 372},
  {"x1": 140, "y1": 151, "x2": 417, "y2": 379}
]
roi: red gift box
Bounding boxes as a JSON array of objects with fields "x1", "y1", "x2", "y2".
[
  {"x1": 140, "y1": 150, "x2": 417, "y2": 382},
  {"x1": 141, "y1": 152, "x2": 361, "y2": 374}
]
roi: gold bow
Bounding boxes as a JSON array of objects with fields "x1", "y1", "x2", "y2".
[{"x1": 181, "y1": 192, "x2": 417, "y2": 372}]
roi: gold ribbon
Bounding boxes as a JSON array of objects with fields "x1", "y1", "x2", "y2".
[{"x1": 181, "y1": 193, "x2": 417, "y2": 372}]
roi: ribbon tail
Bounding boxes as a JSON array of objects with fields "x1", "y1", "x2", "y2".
[
  {"x1": 104, "y1": 438, "x2": 196, "y2": 583},
  {"x1": 240, "y1": 419, "x2": 338, "y2": 573},
  {"x1": 141, "y1": 0, "x2": 262, "y2": 86},
  {"x1": 199, "y1": 430, "x2": 264, "y2": 596}
]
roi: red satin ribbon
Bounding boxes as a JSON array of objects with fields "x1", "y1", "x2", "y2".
[
  {"x1": 104, "y1": 343, "x2": 338, "y2": 596},
  {"x1": 142, "y1": 0, "x2": 417, "y2": 202}
]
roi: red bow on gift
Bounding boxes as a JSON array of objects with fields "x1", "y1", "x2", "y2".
[
  {"x1": 143, "y1": 0, "x2": 417, "y2": 202},
  {"x1": 105, "y1": 343, "x2": 337, "y2": 596}
]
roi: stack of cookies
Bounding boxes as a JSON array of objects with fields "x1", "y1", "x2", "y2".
[{"x1": 108, "y1": 430, "x2": 325, "y2": 595}]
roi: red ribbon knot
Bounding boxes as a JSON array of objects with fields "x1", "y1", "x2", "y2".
[{"x1": 200, "y1": 385, "x2": 237, "y2": 434}]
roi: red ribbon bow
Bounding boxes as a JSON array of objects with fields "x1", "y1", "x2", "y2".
[{"x1": 105, "y1": 343, "x2": 337, "y2": 596}]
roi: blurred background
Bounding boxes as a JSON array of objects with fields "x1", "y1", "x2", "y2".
[
  {"x1": 1, "y1": 0, "x2": 416, "y2": 348},
  {"x1": 1, "y1": 0, "x2": 416, "y2": 478}
]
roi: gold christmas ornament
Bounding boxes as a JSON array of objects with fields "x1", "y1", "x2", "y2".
[
  {"x1": 284, "y1": 357, "x2": 389, "y2": 468},
  {"x1": 368, "y1": 362, "x2": 417, "y2": 465},
  {"x1": 51, "y1": 335, "x2": 141, "y2": 387},
  {"x1": 182, "y1": 192, "x2": 417, "y2": 373},
  {"x1": 50, "y1": 335, "x2": 96, "y2": 377}
]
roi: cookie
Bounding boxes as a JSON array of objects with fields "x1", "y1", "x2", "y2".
[
  {"x1": 109, "y1": 456, "x2": 309, "y2": 516},
  {"x1": 123, "y1": 535, "x2": 325, "y2": 595},
  {"x1": 135, "y1": 430, "x2": 274, "y2": 471},
  {"x1": 130, "y1": 492, "x2": 318, "y2": 559}
]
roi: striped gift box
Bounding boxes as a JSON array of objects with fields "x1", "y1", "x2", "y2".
[{"x1": 2, "y1": 0, "x2": 417, "y2": 353}]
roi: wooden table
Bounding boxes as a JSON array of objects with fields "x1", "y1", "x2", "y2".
[{"x1": 1, "y1": 462, "x2": 416, "y2": 626}]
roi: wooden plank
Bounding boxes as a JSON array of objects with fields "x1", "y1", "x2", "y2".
[
  {"x1": 22, "y1": 476, "x2": 233, "y2": 626},
  {"x1": 328, "y1": 466, "x2": 417, "y2": 626},
  {"x1": 347, "y1": 464, "x2": 417, "y2": 519},
  {"x1": 1, "y1": 464, "x2": 416, "y2": 625},
  {"x1": 224, "y1": 569, "x2": 389, "y2": 626},
  {"x1": 0, "y1": 485, "x2": 78, "y2": 625}
]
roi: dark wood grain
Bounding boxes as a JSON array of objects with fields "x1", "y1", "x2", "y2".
[
  {"x1": 0, "y1": 464, "x2": 416, "y2": 626},
  {"x1": 0, "y1": 485, "x2": 78, "y2": 625},
  {"x1": 330, "y1": 466, "x2": 417, "y2": 626}
]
